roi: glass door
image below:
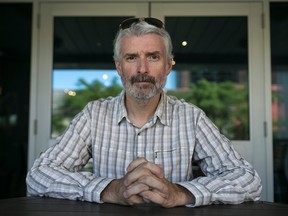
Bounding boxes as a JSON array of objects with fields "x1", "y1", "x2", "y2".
[
  {"x1": 32, "y1": 2, "x2": 148, "y2": 163},
  {"x1": 151, "y1": 2, "x2": 270, "y2": 201},
  {"x1": 32, "y1": 1, "x2": 271, "y2": 202}
]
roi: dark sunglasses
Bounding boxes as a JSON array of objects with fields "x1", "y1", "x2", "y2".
[{"x1": 119, "y1": 17, "x2": 164, "y2": 29}]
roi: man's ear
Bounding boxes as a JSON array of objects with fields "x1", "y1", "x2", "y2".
[
  {"x1": 115, "y1": 62, "x2": 122, "y2": 76},
  {"x1": 165, "y1": 58, "x2": 173, "y2": 75}
]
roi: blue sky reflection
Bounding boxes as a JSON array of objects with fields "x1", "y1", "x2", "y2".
[{"x1": 53, "y1": 69, "x2": 177, "y2": 90}]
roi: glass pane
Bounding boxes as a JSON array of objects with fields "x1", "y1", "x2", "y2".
[
  {"x1": 52, "y1": 16, "x2": 130, "y2": 137},
  {"x1": 165, "y1": 17, "x2": 249, "y2": 140},
  {"x1": 52, "y1": 69, "x2": 123, "y2": 137},
  {"x1": 52, "y1": 16, "x2": 250, "y2": 141},
  {"x1": 52, "y1": 16, "x2": 182, "y2": 138},
  {"x1": 270, "y1": 2, "x2": 288, "y2": 204},
  {"x1": 0, "y1": 3, "x2": 31, "y2": 198}
]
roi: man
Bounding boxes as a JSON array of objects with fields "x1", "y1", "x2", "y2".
[{"x1": 26, "y1": 17, "x2": 262, "y2": 208}]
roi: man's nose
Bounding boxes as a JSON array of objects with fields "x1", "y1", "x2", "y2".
[{"x1": 137, "y1": 57, "x2": 148, "y2": 74}]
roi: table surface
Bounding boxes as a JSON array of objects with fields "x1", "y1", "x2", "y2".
[{"x1": 1, "y1": 197, "x2": 288, "y2": 216}]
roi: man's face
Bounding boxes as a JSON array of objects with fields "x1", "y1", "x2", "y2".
[{"x1": 115, "y1": 34, "x2": 172, "y2": 101}]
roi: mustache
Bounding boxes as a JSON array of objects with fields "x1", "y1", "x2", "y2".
[{"x1": 130, "y1": 75, "x2": 156, "y2": 84}]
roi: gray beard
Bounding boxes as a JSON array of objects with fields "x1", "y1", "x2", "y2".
[
  {"x1": 125, "y1": 86, "x2": 162, "y2": 104},
  {"x1": 121, "y1": 74, "x2": 167, "y2": 104}
]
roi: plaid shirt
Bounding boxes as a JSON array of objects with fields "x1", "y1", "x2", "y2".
[{"x1": 26, "y1": 91, "x2": 262, "y2": 207}]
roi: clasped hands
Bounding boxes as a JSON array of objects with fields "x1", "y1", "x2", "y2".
[{"x1": 100, "y1": 157, "x2": 194, "y2": 208}]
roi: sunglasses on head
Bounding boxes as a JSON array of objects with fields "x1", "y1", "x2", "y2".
[{"x1": 119, "y1": 17, "x2": 164, "y2": 30}]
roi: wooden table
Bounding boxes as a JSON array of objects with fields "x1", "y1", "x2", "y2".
[{"x1": 1, "y1": 197, "x2": 288, "y2": 216}]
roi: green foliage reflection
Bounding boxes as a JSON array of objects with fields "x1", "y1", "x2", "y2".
[
  {"x1": 167, "y1": 79, "x2": 249, "y2": 140},
  {"x1": 52, "y1": 79, "x2": 249, "y2": 140},
  {"x1": 52, "y1": 78, "x2": 122, "y2": 137}
]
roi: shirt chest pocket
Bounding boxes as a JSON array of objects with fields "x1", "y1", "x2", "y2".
[{"x1": 153, "y1": 147, "x2": 192, "y2": 182}]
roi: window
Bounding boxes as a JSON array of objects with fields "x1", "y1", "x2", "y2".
[{"x1": 270, "y1": 2, "x2": 288, "y2": 204}]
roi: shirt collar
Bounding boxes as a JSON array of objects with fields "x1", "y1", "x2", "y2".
[
  {"x1": 116, "y1": 91, "x2": 128, "y2": 124},
  {"x1": 116, "y1": 90, "x2": 171, "y2": 126},
  {"x1": 154, "y1": 91, "x2": 171, "y2": 126}
]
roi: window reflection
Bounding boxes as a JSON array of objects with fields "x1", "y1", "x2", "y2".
[
  {"x1": 52, "y1": 16, "x2": 250, "y2": 141},
  {"x1": 166, "y1": 17, "x2": 249, "y2": 140},
  {"x1": 52, "y1": 16, "x2": 131, "y2": 137},
  {"x1": 52, "y1": 69, "x2": 177, "y2": 137},
  {"x1": 270, "y1": 2, "x2": 288, "y2": 204},
  {"x1": 0, "y1": 3, "x2": 31, "y2": 198},
  {"x1": 52, "y1": 70, "x2": 123, "y2": 137}
]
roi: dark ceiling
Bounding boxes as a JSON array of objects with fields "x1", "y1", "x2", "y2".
[
  {"x1": 52, "y1": 12, "x2": 288, "y2": 69},
  {"x1": 53, "y1": 16, "x2": 249, "y2": 68}
]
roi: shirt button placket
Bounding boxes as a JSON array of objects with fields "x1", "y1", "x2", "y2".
[{"x1": 136, "y1": 130, "x2": 144, "y2": 158}]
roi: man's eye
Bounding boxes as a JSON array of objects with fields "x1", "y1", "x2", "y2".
[
  {"x1": 126, "y1": 56, "x2": 136, "y2": 61},
  {"x1": 149, "y1": 55, "x2": 160, "y2": 61}
]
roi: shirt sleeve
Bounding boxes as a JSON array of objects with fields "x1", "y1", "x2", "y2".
[
  {"x1": 26, "y1": 104, "x2": 113, "y2": 203},
  {"x1": 177, "y1": 111, "x2": 262, "y2": 207}
]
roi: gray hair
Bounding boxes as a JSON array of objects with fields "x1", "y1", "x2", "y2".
[{"x1": 113, "y1": 21, "x2": 174, "y2": 62}]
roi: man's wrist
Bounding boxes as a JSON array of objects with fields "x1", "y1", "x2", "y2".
[
  {"x1": 176, "y1": 184, "x2": 195, "y2": 206},
  {"x1": 100, "y1": 180, "x2": 119, "y2": 203}
]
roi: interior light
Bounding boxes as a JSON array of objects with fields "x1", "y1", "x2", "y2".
[{"x1": 182, "y1": 41, "x2": 188, "y2": 46}]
